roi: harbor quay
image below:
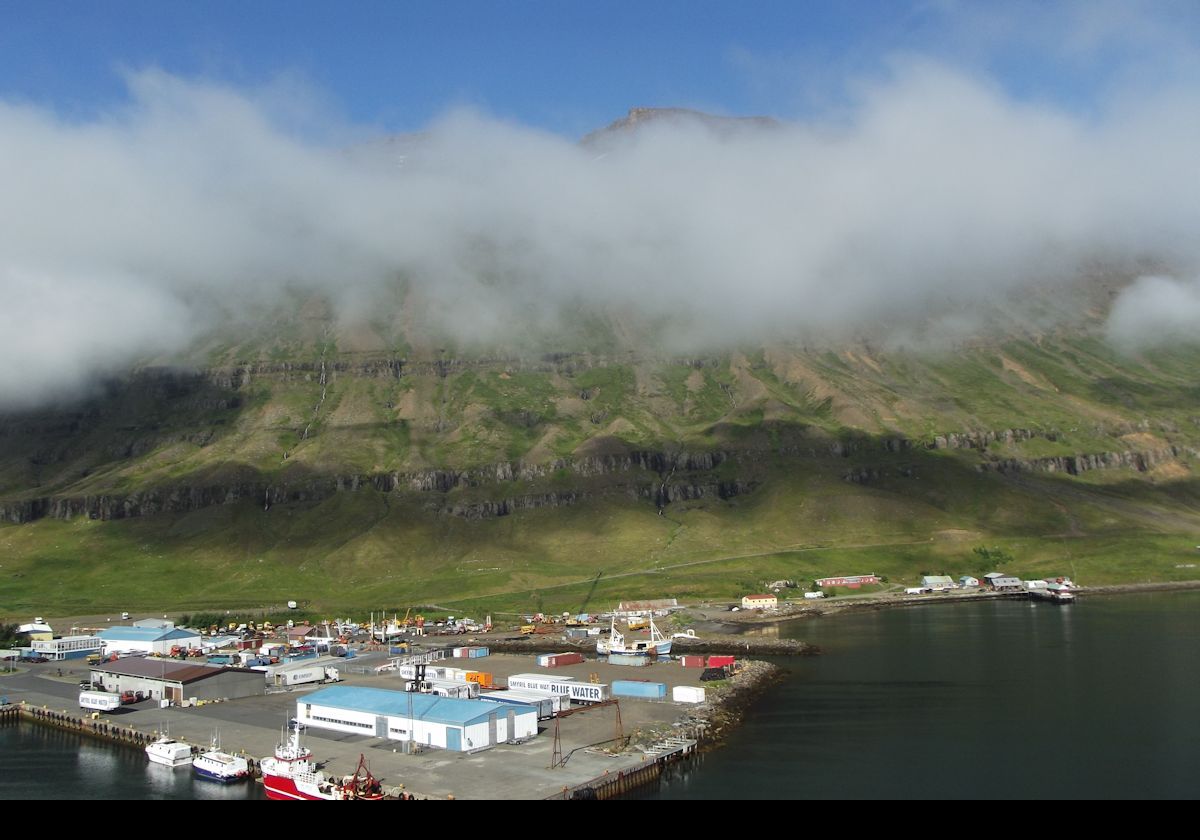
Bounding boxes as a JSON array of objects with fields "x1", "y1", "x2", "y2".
[{"x1": 1, "y1": 648, "x2": 772, "y2": 800}]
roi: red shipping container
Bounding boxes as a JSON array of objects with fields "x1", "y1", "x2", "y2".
[
  {"x1": 679, "y1": 655, "x2": 706, "y2": 668},
  {"x1": 542, "y1": 652, "x2": 584, "y2": 667},
  {"x1": 707, "y1": 655, "x2": 735, "y2": 668}
]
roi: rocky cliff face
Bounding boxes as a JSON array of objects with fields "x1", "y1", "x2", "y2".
[{"x1": 0, "y1": 447, "x2": 745, "y2": 524}]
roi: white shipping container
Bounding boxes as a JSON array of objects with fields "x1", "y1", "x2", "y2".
[
  {"x1": 398, "y1": 664, "x2": 463, "y2": 682},
  {"x1": 280, "y1": 667, "x2": 325, "y2": 686},
  {"x1": 494, "y1": 688, "x2": 565, "y2": 714},
  {"x1": 507, "y1": 675, "x2": 609, "y2": 703},
  {"x1": 479, "y1": 690, "x2": 558, "y2": 720},
  {"x1": 408, "y1": 679, "x2": 478, "y2": 699},
  {"x1": 79, "y1": 691, "x2": 121, "y2": 712},
  {"x1": 672, "y1": 685, "x2": 706, "y2": 704}
]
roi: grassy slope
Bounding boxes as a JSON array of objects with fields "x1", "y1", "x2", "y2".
[
  {"x1": 3, "y1": 297, "x2": 1200, "y2": 618},
  {"x1": 4, "y1": 449, "x2": 1200, "y2": 617}
]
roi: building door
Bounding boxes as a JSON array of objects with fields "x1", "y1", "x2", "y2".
[
  {"x1": 446, "y1": 727, "x2": 461, "y2": 751},
  {"x1": 376, "y1": 716, "x2": 388, "y2": 738},
  {"x1": 167, "y1": 685, "x2": 182, "y2": 704}
]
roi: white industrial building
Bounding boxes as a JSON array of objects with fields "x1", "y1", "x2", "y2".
[
  {"x1": 96, "y1": 626, "x2": 203, "y2": 656},
  {"x1": 32, "y1": 635, "x2": 103, "y2": 661},
  {"x1": 90, "y1": 658, "x2": 264, "y2": 703},
  {"x1": 297, "y1": 686, "x2": 538, "y2": 752}
]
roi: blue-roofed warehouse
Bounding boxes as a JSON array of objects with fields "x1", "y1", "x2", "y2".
[
  {"x1": 297, "y1": 686, "x2": 538, "y2": 752},
  {"x1": 97, "y1": 626, "x2": 203, "y2": 656}
]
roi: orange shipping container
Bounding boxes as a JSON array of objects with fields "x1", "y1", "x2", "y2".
[{"x1": 464, "y1": 671, "x2": 494, "y2": 688}]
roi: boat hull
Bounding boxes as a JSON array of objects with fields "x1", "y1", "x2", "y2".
[
  {"x1": 146, "y1": 738, "x2": 193, "y2": 767},
  {"x1": 193, "y1": 752, "x2": 250, "y2": 783},
  {"x1": 194, "y1": 765, "x2": 248, "y2": 783},
  {"x1": 263, "y1": 774, "x2": 333, "y2": 800}
]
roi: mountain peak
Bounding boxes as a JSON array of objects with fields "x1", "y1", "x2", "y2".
[{"x1": 581, "y1": 107, "x2": 780, "y2": 147}]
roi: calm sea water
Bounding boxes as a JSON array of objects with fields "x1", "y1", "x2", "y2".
[
  {"x1": 652, "y1": 590, "x2": 1200, "y2": 799},
  {"x1": 0, "y1": 724, "x2": 265, "y2": 800}
]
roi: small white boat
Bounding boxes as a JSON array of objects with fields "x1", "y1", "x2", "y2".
[
  {"x1": 193, "y1": 733, "x2": 250, "y2": 783},
  {"x1": 145, "y1": 735, "x2": 193, "y2": 768}
]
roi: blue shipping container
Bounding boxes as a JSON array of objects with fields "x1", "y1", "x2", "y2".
[
  {"x1": 612, "y1": 680, "x2": 668, "y2": 699},
  {"x1": 608, "y1": 653, "x2": 651, "y2": 667}
]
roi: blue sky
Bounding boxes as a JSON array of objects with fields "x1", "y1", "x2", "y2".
[{"x1": 4, "y1": 1, "x2": 1198, "y2": 136}]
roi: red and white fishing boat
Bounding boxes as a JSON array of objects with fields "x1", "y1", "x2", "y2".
[{"x1": 260, "y1": 728, "x2": 385, "y2": 801}]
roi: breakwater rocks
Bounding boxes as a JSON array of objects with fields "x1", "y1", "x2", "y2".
[{"x1": 673, "y1": 659, "x2": 786, "y2": 747}]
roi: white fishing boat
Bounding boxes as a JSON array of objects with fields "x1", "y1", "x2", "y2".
[
  {"x1": 193, "y1": 733, "x2": 250, "y2": 783},
  {"x1": 597, "y1": 615, "x2": 672, "y2": 656},
  {"x1": 145, "y1": 735, "x2": 193, "y2": 768}
]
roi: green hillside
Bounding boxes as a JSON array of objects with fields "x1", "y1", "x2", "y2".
[{"x1": 3, "y1": 293, "x2": 1200, "y2": 617}]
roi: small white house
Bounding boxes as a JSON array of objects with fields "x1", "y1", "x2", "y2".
[
  {"x1": 959, "y1": 576, "x2": 981, "y2": 588},
  {"x1": 921, "y1": 575, "x2": 957, "y2": 591}
]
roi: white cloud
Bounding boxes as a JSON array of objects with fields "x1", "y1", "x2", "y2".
[
  {"x1": 2, "y1": 62, "x2": 1200, "y2": 407},
  {"x1": 1106, "y1": 275, "x2": 1200, "y2": 349}
]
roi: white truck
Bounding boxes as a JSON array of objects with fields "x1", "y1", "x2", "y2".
[
  {"x1": 273, "y1": 665, "x2": 341, "y2": 687},
  {"x1": 79, "y1": 691, "x2": 122, "y2": 712}
]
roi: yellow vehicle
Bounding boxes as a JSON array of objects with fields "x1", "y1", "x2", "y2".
[
  {"x1": 85, "y1": 653, "x2": 102, "y2": 665},
  {"x1": 520, "y1": 625, "x2": 536, "y2": 635}
]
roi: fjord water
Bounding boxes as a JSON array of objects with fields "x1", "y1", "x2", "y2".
[
  {"x1": 0, "y1": 724, "x2": 264, "y2": 799},
  {"x1": 655, "y1": 591, "x2": 1200, "y2": 799}
]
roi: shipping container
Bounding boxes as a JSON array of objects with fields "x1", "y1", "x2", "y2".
[
  {"x1": 407, "y1": 679, "x2": 478, "y2": 699},
  {"x1": 679, "y1": 655, "x2": 706, "y2": 668},
  {"x1": 463, "y1": 671, "x2": 495, "y2": 688},
  {"x1": 467, "y1": 647, "x2": 489, "y2": 658},
  {"x1": 607, "y1": 652, "x2": 652, "y2": 667},
  {"x1": 276, "y1": 666, "x2": 326, "y2": 686},
  {"x1": 706, "y1": 655, "x2": 736, "y2": 668},
  {"x1": 672, "y1": 685, "x2": 706, "y2": 704},
  {"x1": 507, "y1": 674, "x2": 610, "y2": 703},
  {"x1": 612, "y1": 680, "x2": 667, "y2": 699},
  {"x1": 536, "y1": 652, "x2": 584, "y2": 668},
  {"x1": 79, "y1": 691, "x2": 122, "y2": 712},
  {"x1": 478, "y1": 689, "x2": 560, "y2": 719}
]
